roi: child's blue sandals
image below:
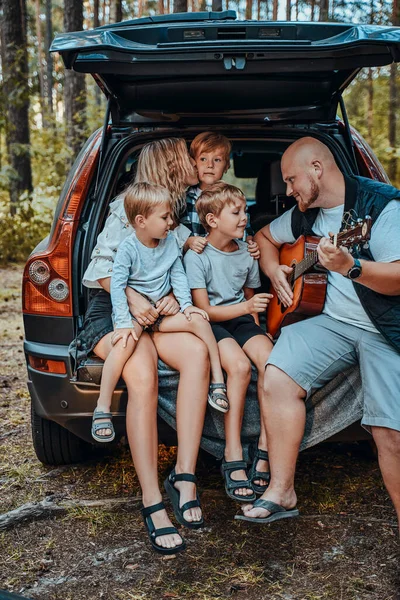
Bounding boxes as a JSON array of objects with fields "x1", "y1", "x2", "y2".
[
  {"x1": 208, "y1": 383, "x2": 229, "y2": 413},
  {"x1": 221, "y1": 459, "x2": 256, "y2": 503},
  {"x1": 164, "y1": 468, "x2": 204, "y2": 529},
  {"x1": 91, "y1": 408, "x2": 115, "y2": 443},
  {"x1": 141, "y1": 501, "x2": 186, "y2": 555}
]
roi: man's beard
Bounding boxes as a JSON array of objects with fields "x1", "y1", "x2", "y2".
[{"x1": 298, "y1": 178, "x2": 319, "y2": 212}]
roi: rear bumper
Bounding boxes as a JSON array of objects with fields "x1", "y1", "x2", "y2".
[{"x1": 24, "y1": 340, "x2": 368, "y2": 456}]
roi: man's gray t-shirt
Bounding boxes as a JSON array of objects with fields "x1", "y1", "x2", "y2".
[
  {"x1": 184, "y1": 240, "x2": 261, "y2": 306},
  {"x1": 269, "y1": 200, "x2": 400, "y2": 333}
]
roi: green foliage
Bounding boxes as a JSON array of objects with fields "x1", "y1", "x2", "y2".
[
  {"x1": 344, "y1": 67, "x2": 400, "y2": 187},
  {"x1": 0, "y1": 192, "x2": 53, "y2": 265}
]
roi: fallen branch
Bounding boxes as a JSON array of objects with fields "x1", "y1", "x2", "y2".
[
  {"x1": 0, "y1": 427, "x2": 24, "y2": 440},
  {"x1": 0, "y1": 495, "x2": 143, "y2": 531}
]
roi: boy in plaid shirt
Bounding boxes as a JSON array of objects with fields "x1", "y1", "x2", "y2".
[{"x1": 181, "y1": 132, "x2": 260, "y2": 258}]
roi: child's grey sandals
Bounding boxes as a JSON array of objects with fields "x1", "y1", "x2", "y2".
[
  {"x1": 208, "y1": 383, "x2": 229, "y2": 413},
  {"x1": 221, "y1": 459, "x2": 256, "y2": 503},
  {"x1": 91, "y1": 408, "x2": 115, "y2": 443}
]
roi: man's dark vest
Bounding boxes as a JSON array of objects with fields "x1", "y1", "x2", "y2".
[{"x1": 290, "y1": 175, "x2": 400, "y2": 354}]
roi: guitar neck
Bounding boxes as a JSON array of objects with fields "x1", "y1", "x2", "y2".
[{"x1": 291, "y1": 249, "x2": 319, "y2": 282}]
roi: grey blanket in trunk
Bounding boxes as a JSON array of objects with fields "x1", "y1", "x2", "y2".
[{"x1": 157, "y1": 361, "x2": 364, "y2": 459}]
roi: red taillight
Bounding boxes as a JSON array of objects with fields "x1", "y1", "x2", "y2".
[
  {"x1": 23, "y1": 131, "x2": 102, "y2": 317},
  {"x1": 28, "y1": 356, "x2": 67, "y2": 374}
]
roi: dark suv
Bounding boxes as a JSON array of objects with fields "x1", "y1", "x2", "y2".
[{"x1": 23, "y1": 12, "x2": 400, "y2": 465}]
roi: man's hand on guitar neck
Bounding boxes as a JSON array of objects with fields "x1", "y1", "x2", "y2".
[
  {"x1": 317, "y1": 236, "x2": 353, "y2": 276},
  {"x1": 271, "y1": 264, "x2": 294, "y2": 308}
]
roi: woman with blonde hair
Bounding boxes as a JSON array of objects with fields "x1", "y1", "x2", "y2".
[{"x1": 72, "y1": 138, "x2": 209, "y2": 555}]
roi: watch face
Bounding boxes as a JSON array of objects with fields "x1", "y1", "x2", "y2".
[{"x1": 349, "y1": 267, "x2": 362, "y2": 279}]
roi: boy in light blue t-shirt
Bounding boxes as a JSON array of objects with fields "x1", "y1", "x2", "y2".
[
  {"x1": 92, "y1": 182, "x2": 230, "y2": 446},
  {"x1": 184, "y1": 181, "x2": 274, "y2": 503}
]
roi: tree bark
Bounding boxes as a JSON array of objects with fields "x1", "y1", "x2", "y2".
[
  {"x1": 286, "y1": 0, "x2": 291, "y2": 20},
  {"x1": 35, "y1": 0, "x2": 47, "y2": 127},
  {"x1": 111, "y1": 0, "x2": 122, "y2": 22},
  {"x1": 246, "y1": 0, "x2": 253, "y2": 19},
  {"x1": 45, "y1": 0, "x2": 53, "y2": 115},
  {"x1": 174, "y1": 0, "x2": 188, "y2": 12},
  {"x1": 158, "y1": 0, "x2": 165, "y2": 14},
  {"x1": 319, "y1": 0, "x2": 329, "y2": 21},
  {"x1": 310, "y1": 0, "x2": 316, "y2": 20},
  {"x1": 272, "y1": 0, "x2": 278, "y2": 19},
  {"x1": 64, "y1": 0, "x2": 87, "y2": 163},
  {"x1": 0, "y1": 0, "x2": 33, "y2": 214},
  {"x1": 388, "y1": 0, "x2": 399, "y2": 183},
  {"x1": 213, "y1": 0, "x2": 223, "y2": 10}
]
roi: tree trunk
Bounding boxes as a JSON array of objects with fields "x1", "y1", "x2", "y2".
[
  {"x1": 286, "y1": 0, "x2": 291, "y2": 20},
  {"x1": 246, "y1": 0, "x2": 253, "y2": 18},
  {"x1": 273, "y1": 0, "x2": 278, "y2": 19},
  {"x1": 0, "y1": 0, "x2": 33, "y2": 214},
  {"x1": 213, "y1": 0, "x2": 223, "y2": 10},
  {"x1": 111, "y1": 0, "x2": 122, "y2": 22},
  {"x1": 45, "y1": 0, "x2": 53, "y2": 115},
  {"x1": 319, "y1": 0, "x2": 329, "y2": 21},
  {"x1": 64, "y1": 0, "x2": 87, "y2": 162},
  {"x1": 388, "y1": 0, "x2": 399, "y2": 182},
  {"x1": 310, "y1": 0, "x2": 316, "y2": 20},
  {"x1": 35, "y1": 0, "x2": 47, "y2": 127},
  {"x1": 158, "y1": 0, "x2": 165, "y2": 14},
  {"x1": 367, "y1": 69, "x2": 374, "y2": 144},
  {"x1": 174, "y1": 0, "x2": 188, "y2": 11},
  {"x1": 257, "y1": 0, "x2": 261, "y2": 19}
]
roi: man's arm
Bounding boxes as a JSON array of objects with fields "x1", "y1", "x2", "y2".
[
  {"x1": 318, "y1": 239, "x2": 400, "y2": 295},
  {"x1": 254, "y1": 225, "x2": 294, "y2": 307}
]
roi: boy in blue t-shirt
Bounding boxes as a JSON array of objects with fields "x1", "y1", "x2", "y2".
[
  {"x1": 181, "y1": 132, "x2": 259, "y2": 259},
  {"x1": 183, "y1": 181, "x2": 273, "y2": 503}
]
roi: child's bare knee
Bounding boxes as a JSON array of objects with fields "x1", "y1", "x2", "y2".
[{"x1": 226, "y1": 356, "x2": 251, "y2": 380}]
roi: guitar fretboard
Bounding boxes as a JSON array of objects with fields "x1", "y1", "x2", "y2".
[{"x1": 289, "y1": 249, "x2": 319, "y2": 284}]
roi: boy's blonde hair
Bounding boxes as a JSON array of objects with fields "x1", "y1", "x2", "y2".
[
  {"x1": 134, "y1": 138, "x2": 196, "y2": 219},
  {"x1": 190, "y1": 132, "x2": 231, "y2": 167},
  {"x1": 124, "y1": 181, "x2": 171, "y2": 226},
  {"x1": 196, "y1": 181, "x2": 246, "y2": 232}
]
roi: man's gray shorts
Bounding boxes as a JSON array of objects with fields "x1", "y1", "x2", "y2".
[{"x1": 267, "y1": 314, "x2": 400, "y2": 432}]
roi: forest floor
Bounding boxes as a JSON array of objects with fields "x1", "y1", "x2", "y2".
[{"x1": 0, "y1": 263, "x2": 399, "y2": 600}]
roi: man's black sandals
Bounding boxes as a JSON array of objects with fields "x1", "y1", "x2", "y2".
[
  {"x1": 221, "y1": 459, "x2": 256, "y2": 502},
  {"x1": 164, "y1": 468, "x2": 204, "y2": 529},
  {"x1": 141, "y1": 501, "x2": 186, "y2": 555},
  {"x1": 248, "y1": 448, "x2": 270, "y2": 495}
]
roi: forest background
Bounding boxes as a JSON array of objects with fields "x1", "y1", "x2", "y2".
[{"x1": 0, "y1": 0, "x2": 399, "y2": 265}]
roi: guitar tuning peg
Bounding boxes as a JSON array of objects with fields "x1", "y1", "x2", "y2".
[
  {"x1": 356, "y1": 218, "x2": 363, "y2": 224},
  {"x1": 363, "y1": 241, "x2": 369, "y2": 250}
]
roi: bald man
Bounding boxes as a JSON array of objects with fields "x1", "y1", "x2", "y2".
[{"x1": 236, "y1": 137, "x2": 400, "y2": 531}]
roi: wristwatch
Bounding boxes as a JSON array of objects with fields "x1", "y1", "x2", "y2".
[{"x1": 346, "y1": 258, "x2": 363, "y2": 280}]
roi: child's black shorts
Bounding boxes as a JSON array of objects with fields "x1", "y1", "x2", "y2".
[{"x1": 211, "y1": 315, "x2": 267, "y2": 348}]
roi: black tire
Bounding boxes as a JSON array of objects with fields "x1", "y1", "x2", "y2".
[{"x1": 31, "y1": 404, "x2": 93, "y2": 465}]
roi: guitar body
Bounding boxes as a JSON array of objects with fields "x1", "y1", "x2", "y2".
[{"x1": 267, "y1": 235, "x2": 328, "y2": 337}]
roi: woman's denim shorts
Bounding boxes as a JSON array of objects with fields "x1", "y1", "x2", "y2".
[{"x1": 69, "y1": 289, "x2": 113, "y2": 366}]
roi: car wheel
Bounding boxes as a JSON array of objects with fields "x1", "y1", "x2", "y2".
[{"x1": 31, "y1": 404, "x2": 93, "y2": 465}]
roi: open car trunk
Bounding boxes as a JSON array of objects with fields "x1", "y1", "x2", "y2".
[{"x1": 51, "y1": 13, "x2": 400, "y2": 126}]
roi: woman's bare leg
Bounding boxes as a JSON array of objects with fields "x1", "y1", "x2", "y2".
[
  {"x1": 218, "y1": 338, "x2": 253, "y2": 498},
  {"x1": 94, "y1": 332, "x2": 182, "y2": 550},
  {"x1": 153, "y1": 331, "x2": 209, "y2": 523},
  {"x1": 158, "y1": 313, "x2": 227, "y2": 408}
]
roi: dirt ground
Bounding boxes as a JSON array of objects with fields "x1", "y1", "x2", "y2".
[{"x1": 0, "y1": 264, "x2": 399, "y2": 600}]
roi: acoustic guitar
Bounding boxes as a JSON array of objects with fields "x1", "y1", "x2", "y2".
[{"x1": 267, "y1": 218, "x2": 372, "y2": 337}]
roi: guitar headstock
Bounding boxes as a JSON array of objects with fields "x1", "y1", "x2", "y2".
[{"x1": 332, "y1": 217, "x2": 372, "y2": 249}]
